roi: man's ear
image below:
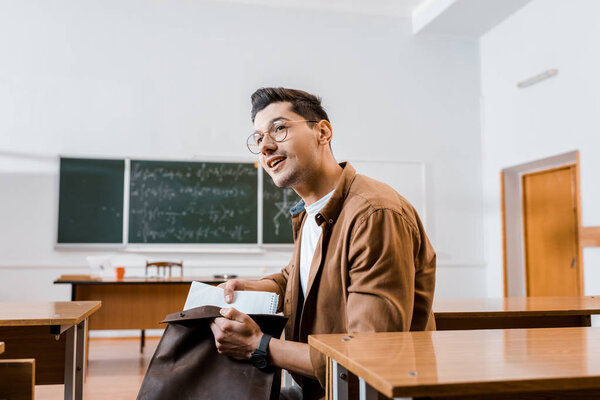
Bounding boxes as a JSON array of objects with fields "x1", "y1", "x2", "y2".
[{"x1": 315, "y1": 120, "x2": 333, "y2": 145}]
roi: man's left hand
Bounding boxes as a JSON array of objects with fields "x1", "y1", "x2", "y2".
[{"x1": 209, "y1": 307, "x2": 263, "y2": 360}]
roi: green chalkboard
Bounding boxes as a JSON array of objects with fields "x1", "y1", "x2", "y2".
[
  {"x1": 128, "y1": 160, "x2": 258, "y2": 244},
  {"x1": 58, "y1": 158, "x2": 125, "y2": 243},
  {"x1": 262, "y1": 169, "x2": 300, "y2": 244}
]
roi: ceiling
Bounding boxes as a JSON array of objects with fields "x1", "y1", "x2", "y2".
[{"x1": 208, "y1": 0, "x2": 430, "y2": 17}]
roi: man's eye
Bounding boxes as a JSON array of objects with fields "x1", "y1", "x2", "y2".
[
  {"x1": 256, "y1": 136, "x2": 263, "y2": 144},
  {"x1": 275, "y1": 125, "x2": 286, "y2": 132}
]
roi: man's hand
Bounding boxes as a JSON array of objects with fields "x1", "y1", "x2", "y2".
[
  {"x1": 217, "y1": 279, "x2": 246, "y2": 304},
  {"x1": 209, "y1": 307, "x2": 262, "y2": 360}
]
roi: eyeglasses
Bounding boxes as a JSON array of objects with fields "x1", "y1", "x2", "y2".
[{"x1": 246, "y1": 120, "x2": 318, "y2": 154}]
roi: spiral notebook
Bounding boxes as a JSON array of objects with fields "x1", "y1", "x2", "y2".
[{"x1": 183, "y1": 281, "x2": 279, "y2": 315}]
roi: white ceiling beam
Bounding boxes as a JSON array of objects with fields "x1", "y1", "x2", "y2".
[
  {"x1": 412, "y1": 0, "x2": 456, "y2": 35},
  {"x1": 412, "y1": 0, "x2": 532, "y2": 37}
]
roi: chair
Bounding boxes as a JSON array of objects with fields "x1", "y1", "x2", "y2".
[
  {"x1": 140, "y1": 260, "x2": 183, "y2": 352},
  {"x1": 145, "y1": 260, "x2": 183, "y2": 278}
]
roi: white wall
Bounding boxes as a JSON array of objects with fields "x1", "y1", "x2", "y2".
[
  {"x1": 481, "y1": 0, "x2": 600, "y2": 297},
  {"x1": 0, "y1": 0, "x2": 484, "y2": 302}
]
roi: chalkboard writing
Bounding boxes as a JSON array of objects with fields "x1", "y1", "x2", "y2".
[
  {"x1": 128, "y1": 161, "x2": 258, "y2": 244},
  {"x1": 262, "y1": 169, "x2": 300, "y2": 244},
  {"x1": 58, "y1": 158, "x2": 124, "y2": 243}
]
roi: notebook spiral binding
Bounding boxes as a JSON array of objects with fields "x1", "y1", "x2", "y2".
[{"x1": 269, "y1": 294, "x2": 279, "y2": 314}]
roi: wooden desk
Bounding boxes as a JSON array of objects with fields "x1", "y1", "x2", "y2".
[
  {"x1": 54, "y1": 277, "x2": 229, "y2": 331},
  {"x1": 310, "y1": 327, "x2": 600, "y2": 399},
  {"x1": 434, "y1": 296, "x2": 600, "y2": 330},
  {"x1": 0, "y1": 301, "x2": 101, "y2": 400}
]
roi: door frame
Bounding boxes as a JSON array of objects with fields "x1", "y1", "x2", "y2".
[{"x1": 501, "y1": 150, "x2": 582, "y2": 297}]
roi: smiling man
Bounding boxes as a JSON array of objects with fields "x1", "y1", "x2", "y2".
[{"x1": 210, "y1": 87, "x2": 436, "y2": 400}]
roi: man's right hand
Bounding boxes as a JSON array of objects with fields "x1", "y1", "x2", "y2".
[{"x1": 218, "y1": 279, "x2": 247, "y2": 304}]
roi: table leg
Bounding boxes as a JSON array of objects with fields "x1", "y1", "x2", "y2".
[
  {"x1": 85, "y1": 321, "x2": 89, "y2": 380},
  {"x1": 71, "y1": 284, "x2": 77, "y2": 301},
  {"x1": 357, "y1": 377, "x2": 413, "y2": 400},
  {"x1": 359, "y1": 378, "x2": 378, "y2": 400},
  {"x1": 64, "y1": 325, "x2": 75, "y2": 400},
  {"x1": 332, "y1": 361, "x2": 349, "y2": 400},
  {"x1": 75, "y1": 320, "x2": 86, "y2": 398},
  {"x1": 64, "y1": 320, "x2": 86, "y2": 400}
]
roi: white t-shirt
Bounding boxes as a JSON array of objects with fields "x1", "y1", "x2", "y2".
[{"x1": 299, "y1": 190, "x2": 335, "y2": 297}]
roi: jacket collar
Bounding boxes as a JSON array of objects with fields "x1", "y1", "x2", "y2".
[{"x1": 318, "y1": 162, "x2": 356, "y2": 226}]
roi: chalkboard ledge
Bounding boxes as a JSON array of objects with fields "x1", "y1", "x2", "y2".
[
  {"x1": 123, "y1": 245, "x2": 267, "y2": 254},
  {"x1": 54, "y1": 243, "x2": 294, "y2": 254},
  {"x1": 260, "y1": 244, "x2": 295, "y2": 251},
  {"x1": 55, "y1": 243, "x2": 126, "y2": 250}
]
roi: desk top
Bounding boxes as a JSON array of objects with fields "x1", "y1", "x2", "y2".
[
  {"x1": 53, "y1": 276, "x2": 262, "y2": 285},
  {"x1": 309, "y1": 327, "x2": 600, "y2": 398},
  {"x1": 0, "y1": 342, "x2": 4, "y2": 354},
  {"x1": 433, "y1": 296, "x2": 600, "y2": 318},
  {"x1": 0, "y1": 301, "x2": 101, "y2": 327}
]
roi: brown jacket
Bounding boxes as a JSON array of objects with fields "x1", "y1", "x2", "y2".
[{"x1": 263, "y1": 162, "x2": 436, "y2": 399}]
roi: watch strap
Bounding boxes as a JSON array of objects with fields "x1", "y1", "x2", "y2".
[
  {"x1": 257, "y1": 333, "x2": 272, "y2": 353},
  {"x1": 249, "y1": 333, "x2": 272, "y2": 370}
]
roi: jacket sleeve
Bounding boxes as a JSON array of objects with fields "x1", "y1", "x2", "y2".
[
  {"x1": 261, "y1": 261, "x2": 292, "y2": 313},
  {"x1": 345, "y1": 208, "x2": 419, "y2": 332}
]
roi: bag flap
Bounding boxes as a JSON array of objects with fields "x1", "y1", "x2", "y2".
[
  {"x1": 161, "y1": 305, "x2": 288, "y2": 337},
  {"x1": 162, "y1": 305, "x2": 222, "y2": 323}
]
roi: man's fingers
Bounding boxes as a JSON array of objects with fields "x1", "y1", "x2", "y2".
[
  {"x1": 212, "y1": 316, "x2": 229, "y2": 330},
  {"x1": 209, "y1": 320, "x2": 221, "y2": 341},
  {"x1": 223, "y1": 286, "x2": 234, "y2": 303},
  {"x1": 220, "y1": 279, "x2": 247, "y2": 303},
  {"x1": 222, "y1": 280, "x2": 241, "y2": 303},
  {"x1": 210, "y1": 312, "x2": 262, "y2": 360},
  {"x1": 220, "y1": 307, "x2": 249, "y2": 324}
]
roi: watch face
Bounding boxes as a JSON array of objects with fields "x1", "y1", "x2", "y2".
[
  {"x1": 254, "y1": 356, "x2": 268, "y2": 369},
  {"x1": 250, "y1": 350, "x2": 268, "y2": 369}
]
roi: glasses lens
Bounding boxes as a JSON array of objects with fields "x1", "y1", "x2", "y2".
[
  {"x1": 272, "y1": 125, "x2": 287, "y2": 142},
  {"x1": 247, "y1": 134, "x2": 261, "y2": 154}
]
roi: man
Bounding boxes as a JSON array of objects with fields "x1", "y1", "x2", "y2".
[{"x1": 209, "y1": 87, "x2": 436, "y2": 399}]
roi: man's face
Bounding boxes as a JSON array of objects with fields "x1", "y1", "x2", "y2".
[{"x1": 253, "y1": 102, "x2": 319, "y2": 189}]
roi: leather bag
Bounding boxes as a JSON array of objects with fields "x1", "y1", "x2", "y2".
[{"x1": 138, "y1": 305, "x2": 288, "y2": 400}]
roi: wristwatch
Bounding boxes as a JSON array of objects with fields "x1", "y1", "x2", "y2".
[{"x1": 249, "y1": 333, "x2": 272, "y2": 370}]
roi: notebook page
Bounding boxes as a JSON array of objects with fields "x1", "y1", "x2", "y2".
[{"x1": 183, "y1": 281, "x2": 279, "y2": 315}]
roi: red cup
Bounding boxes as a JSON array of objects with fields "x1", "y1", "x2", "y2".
[{"x1": 115, "y1": 266, "x2": 125, "y2": 280}]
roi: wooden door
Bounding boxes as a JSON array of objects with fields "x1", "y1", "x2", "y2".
[{"x1": 522, "y1": 165, "x2": 581, "y2": 296}]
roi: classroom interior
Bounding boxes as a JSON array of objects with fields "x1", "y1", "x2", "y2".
[{"x1": 2, "y1": 0, "x2": 600, "y2": 399}]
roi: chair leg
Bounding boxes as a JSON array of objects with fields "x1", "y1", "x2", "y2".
[{"x1": 140, "y1": 329, "x2": 145, "y2": 353}]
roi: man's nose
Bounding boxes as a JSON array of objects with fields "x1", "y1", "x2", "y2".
[{"x1": 259, "y1": 134, "x2": 277, "y2": 154}]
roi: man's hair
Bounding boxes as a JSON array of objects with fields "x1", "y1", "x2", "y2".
[{"x1": 250, "y1": 87, "x2": 329, "y2": 123}]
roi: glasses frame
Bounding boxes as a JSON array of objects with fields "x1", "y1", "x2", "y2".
[{"x1": 246, "y1": 119, "x2": 319, "y2": 154}]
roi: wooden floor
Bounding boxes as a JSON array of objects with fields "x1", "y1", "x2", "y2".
[{"x1": 36, "y1": 337, "x2": 159, "y2": 399}]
